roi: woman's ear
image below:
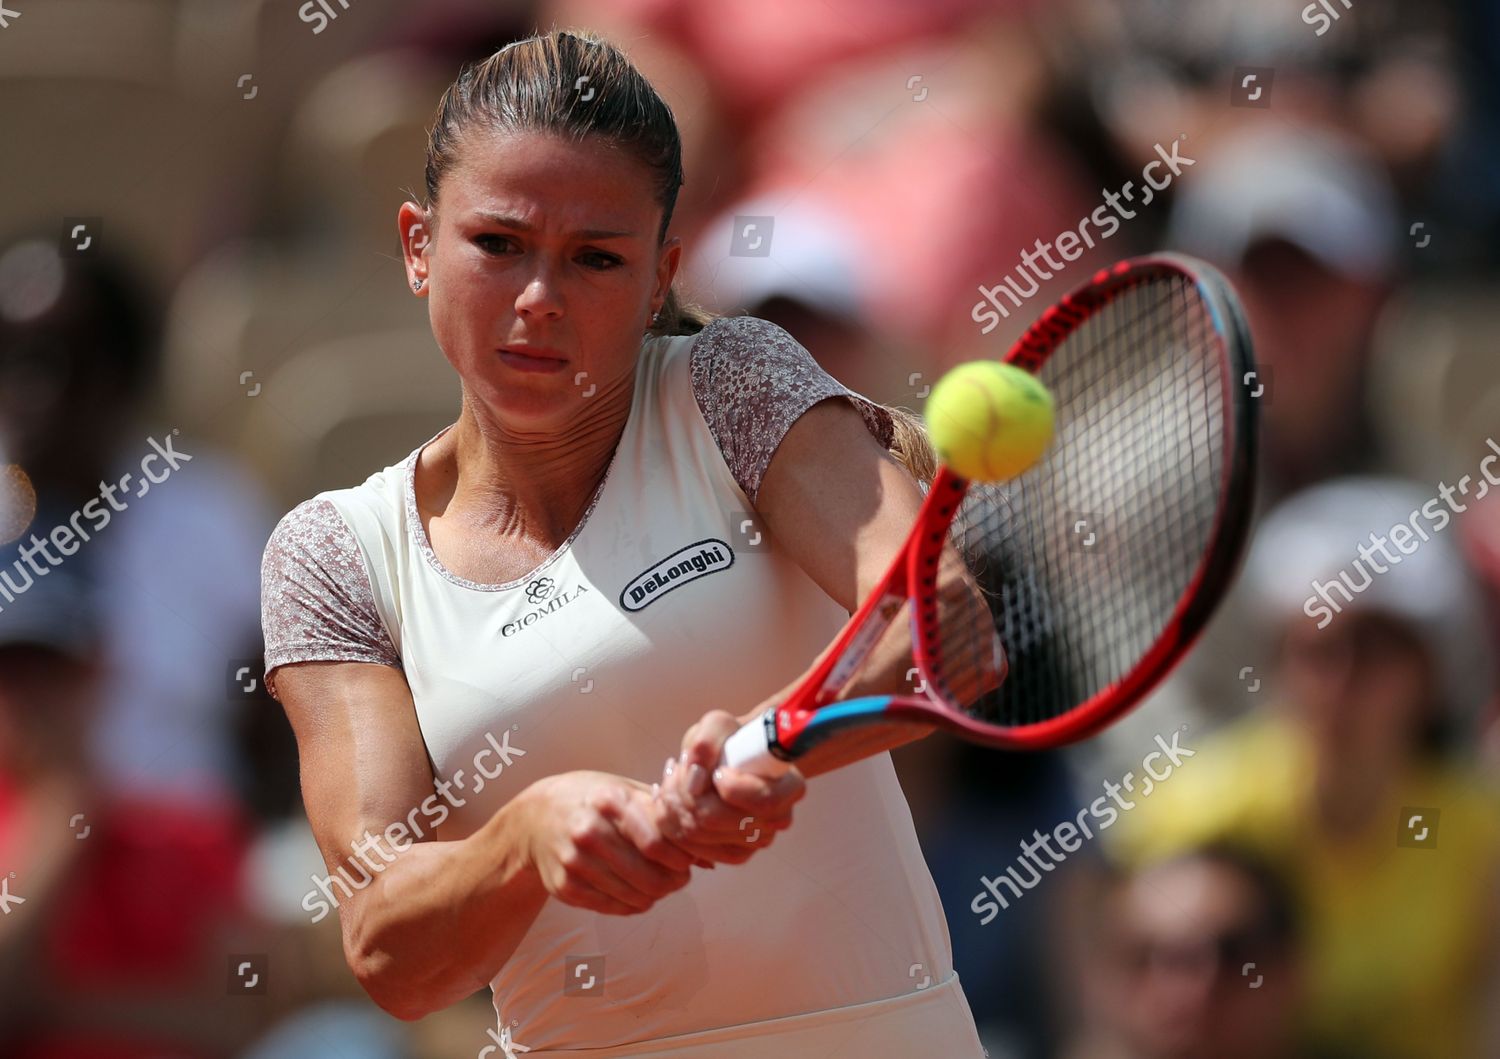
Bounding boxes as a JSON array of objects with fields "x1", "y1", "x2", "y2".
[
  {"x1": 398, "y1": 201, "x2": 433, "y2": 293},
  {"x1": 653, "y1": 236, "x2": 683, "y2": 312}
]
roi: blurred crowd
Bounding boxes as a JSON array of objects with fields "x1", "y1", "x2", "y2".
[{"x1": 1, "y1": 0, "x2": 1498, "y2": 1056}]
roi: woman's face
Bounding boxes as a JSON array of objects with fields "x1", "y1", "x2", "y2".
[{"x1": 401, "y1": 128, "x2": 681, "y2": 431}]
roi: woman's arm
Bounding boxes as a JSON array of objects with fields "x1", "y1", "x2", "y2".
[
  {"x1": 748, "y1": 396, "x2": 946, "y2": 776},
  {"x1": 277, "y1": 660, "x2": 695, "y2": 1020},
  {"x1": 279, "y1": 660, "x2": 546, "y2": 1019}
]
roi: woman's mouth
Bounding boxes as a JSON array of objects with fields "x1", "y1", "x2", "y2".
[{"x1": 497, "y1": 347, "x2": 568, "y2": 373}]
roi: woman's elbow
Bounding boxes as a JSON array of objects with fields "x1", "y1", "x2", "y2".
[{"x1": 344, "y1": 928, "x2": 468, "y2": 1022}]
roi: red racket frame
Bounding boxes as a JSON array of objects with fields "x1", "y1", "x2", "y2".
[{"x1": 762, "y1": 254, "x2": 1257, "y2": 758}]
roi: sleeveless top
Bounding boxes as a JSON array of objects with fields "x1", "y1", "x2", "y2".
[{"x1": 259, "y1": 315, "x2": 984, "y2": 1057}]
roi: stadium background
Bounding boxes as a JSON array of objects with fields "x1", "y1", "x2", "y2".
[{"x1": 1, "y1": 0, "x2": 1498, "y2": 1056}]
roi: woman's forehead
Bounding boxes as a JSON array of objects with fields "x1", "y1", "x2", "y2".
[{"x1": 448, "y1": 129, "x2": 657, "y2": 219}]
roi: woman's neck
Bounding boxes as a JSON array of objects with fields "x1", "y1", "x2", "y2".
[{"x1": 427, "y1": 380, "x2": 634, "y2": 550}]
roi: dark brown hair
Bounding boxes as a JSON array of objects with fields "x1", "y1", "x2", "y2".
[{"x1": 418, "y1": 29, "x2": 935, "y2": 483}]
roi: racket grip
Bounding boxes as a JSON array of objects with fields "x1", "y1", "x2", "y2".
[{"x1": 721, "y1": 710, "x2": 792, "y2": 778}]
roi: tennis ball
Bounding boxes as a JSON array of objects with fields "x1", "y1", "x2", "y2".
[{"x1": 925, "y1": 361, "x2": 1055, "y2": 481}]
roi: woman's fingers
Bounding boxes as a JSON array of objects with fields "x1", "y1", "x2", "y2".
[
  {"x1": 678, "y1": 710, "x2": 741, "y2": 774},
  {"x1": 601, "y1": 789, "x2": 716, "y2": 872},
  {"x1": 585, "y1": 789, "x2": 693, "y2": 894},
  {"x1": 711, "y1": 764, "x2": 806, "y2": 817}
]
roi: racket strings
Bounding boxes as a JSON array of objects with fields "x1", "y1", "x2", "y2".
[{"x1": 935, "y1": 274, "x2": 1227, "y2": 728}]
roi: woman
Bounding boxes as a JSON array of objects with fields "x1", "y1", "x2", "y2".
[{"x1": 261, "y1": 30, "x2": 986, "y2": 1057}]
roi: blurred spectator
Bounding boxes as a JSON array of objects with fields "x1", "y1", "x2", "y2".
[
  {"x1": 1066, "y1": 845, "x2": 1313, "y2": 1059},
  {"x1": 1108, "y1": 478, "x2": 1500, "y2": 1059},
  {"x1": 0, "y1": 232, "x2": 273, "y2": 812},
  {"x1": 1167, "y1": 127, "x2": 1400, "y2": 498},
  {"x1": 687, "y1": 22, "x2": 1105, "y2": 360},
  {"x1": 0, "y1": 525, "x2": 263, "y2": 1056}
]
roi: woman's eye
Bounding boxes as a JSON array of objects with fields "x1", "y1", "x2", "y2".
[
  {"x1": 476, "y1": 234, "x2": 514, "y2": 254},
  {"x1": 580, "y1": 251, "x2": 622, "y2": 270}
]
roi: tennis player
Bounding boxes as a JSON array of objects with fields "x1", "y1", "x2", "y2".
[{"x1": 261, "y1": 29, "x2": 986, "y2": 1057}]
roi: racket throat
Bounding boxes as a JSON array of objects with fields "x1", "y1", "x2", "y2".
[{"x1": 818, "y1": 594, "x2": 905, "y2": 701}]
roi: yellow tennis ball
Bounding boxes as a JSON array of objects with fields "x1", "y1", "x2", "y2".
[{"x1": 925, "y1": 361, "x2": 1055, "y2": 481}]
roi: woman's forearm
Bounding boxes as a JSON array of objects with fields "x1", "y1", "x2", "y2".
[
  {"x1": 738, "y1": 545, "x2": 995, "y2": 778},
  {"x1": 342, "y1": 783, "x2": 550, "y2": 1020}
]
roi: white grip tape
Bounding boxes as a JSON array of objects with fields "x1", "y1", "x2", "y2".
[{"x1": 721, "y1": 710, "x2": 791, "y2": 777}]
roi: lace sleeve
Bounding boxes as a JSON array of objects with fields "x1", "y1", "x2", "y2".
[
  {"x1": 259, "y1": 498, "x2": 401, "y2": 702},
  {"x1": 689, "y1": 315, "x2": 895, "y2": 505}
]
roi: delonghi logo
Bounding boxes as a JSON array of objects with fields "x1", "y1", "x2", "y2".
[
  {"x1": 620, "y1": 539, "x2": 734, "y2": 612},
  {"x1": 502, "y1": 580, "x2": 588, "y2": 637}
]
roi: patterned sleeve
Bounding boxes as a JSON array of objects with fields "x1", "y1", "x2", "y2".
[
  {"x1": 689, "y1": 315, "x2": 896, "y2": 505},
  {"x1": 259, "y1": 498, "x2": 401, "y2": 702}
]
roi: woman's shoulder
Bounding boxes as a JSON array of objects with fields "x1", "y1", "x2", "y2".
[
  {"x1": 677, "y1": 314, "x2": 894, "y2": 504},
  {"x1": 686, "y1": 313, "x2": 800, "y2": 371},
  {"x1": 260, "y1": 493, "x2": 402, "y2": 701},
  {"x1": 261, "y1": 492, "x2": 366, "y2": 591},
  {"x1": 683, "y1": 313, "x2": 828, "y2": 414}
]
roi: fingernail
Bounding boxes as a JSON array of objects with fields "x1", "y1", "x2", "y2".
[
  {"x1": 712, "y1": 767, "x2": 725, "y2": 786},
  {"x1": 687, "y1": 763, "x2": 708, "y2": 796},
  {"x1": 651, "y1": 782, "x2": 661, "y2": 800},
  {"x1": 663, "y1": 756, "x2": 676, "y2": 780}
]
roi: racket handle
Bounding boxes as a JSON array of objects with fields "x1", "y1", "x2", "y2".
[{"x1": 721, "y1": 709, "x2": 792, "y2": 778}]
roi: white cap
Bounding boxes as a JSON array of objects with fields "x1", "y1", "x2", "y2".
[
  {"x1": 1246, "y1": 476, "x2": 1490, "y2": 719},
  {"x1": 1168, "y1": 126, "x2": 1400, "y2": 283},
  {"x1": 686, "y1": 196, "x2": 868, "y2": 321}
]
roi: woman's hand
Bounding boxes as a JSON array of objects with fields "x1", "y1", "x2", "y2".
[
  {"x1": 518, "y1": 771, "x2": 699, "y2": 916},
  {"x1": 652, "y1": 709, "x2": 807, "y2": 865}
]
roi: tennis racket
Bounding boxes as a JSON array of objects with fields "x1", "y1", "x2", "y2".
[{"x1": 722, "y1": 253, "x2": 1258, "y2": 774}]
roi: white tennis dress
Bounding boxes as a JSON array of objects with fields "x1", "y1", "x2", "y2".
[{"x1": 260, "y1": 315, "x2": 985, "y2": 1057}]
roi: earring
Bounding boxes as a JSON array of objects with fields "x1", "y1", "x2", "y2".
[{"x1": 412, "y1": 278, "x2": 423, "y2": 291}]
